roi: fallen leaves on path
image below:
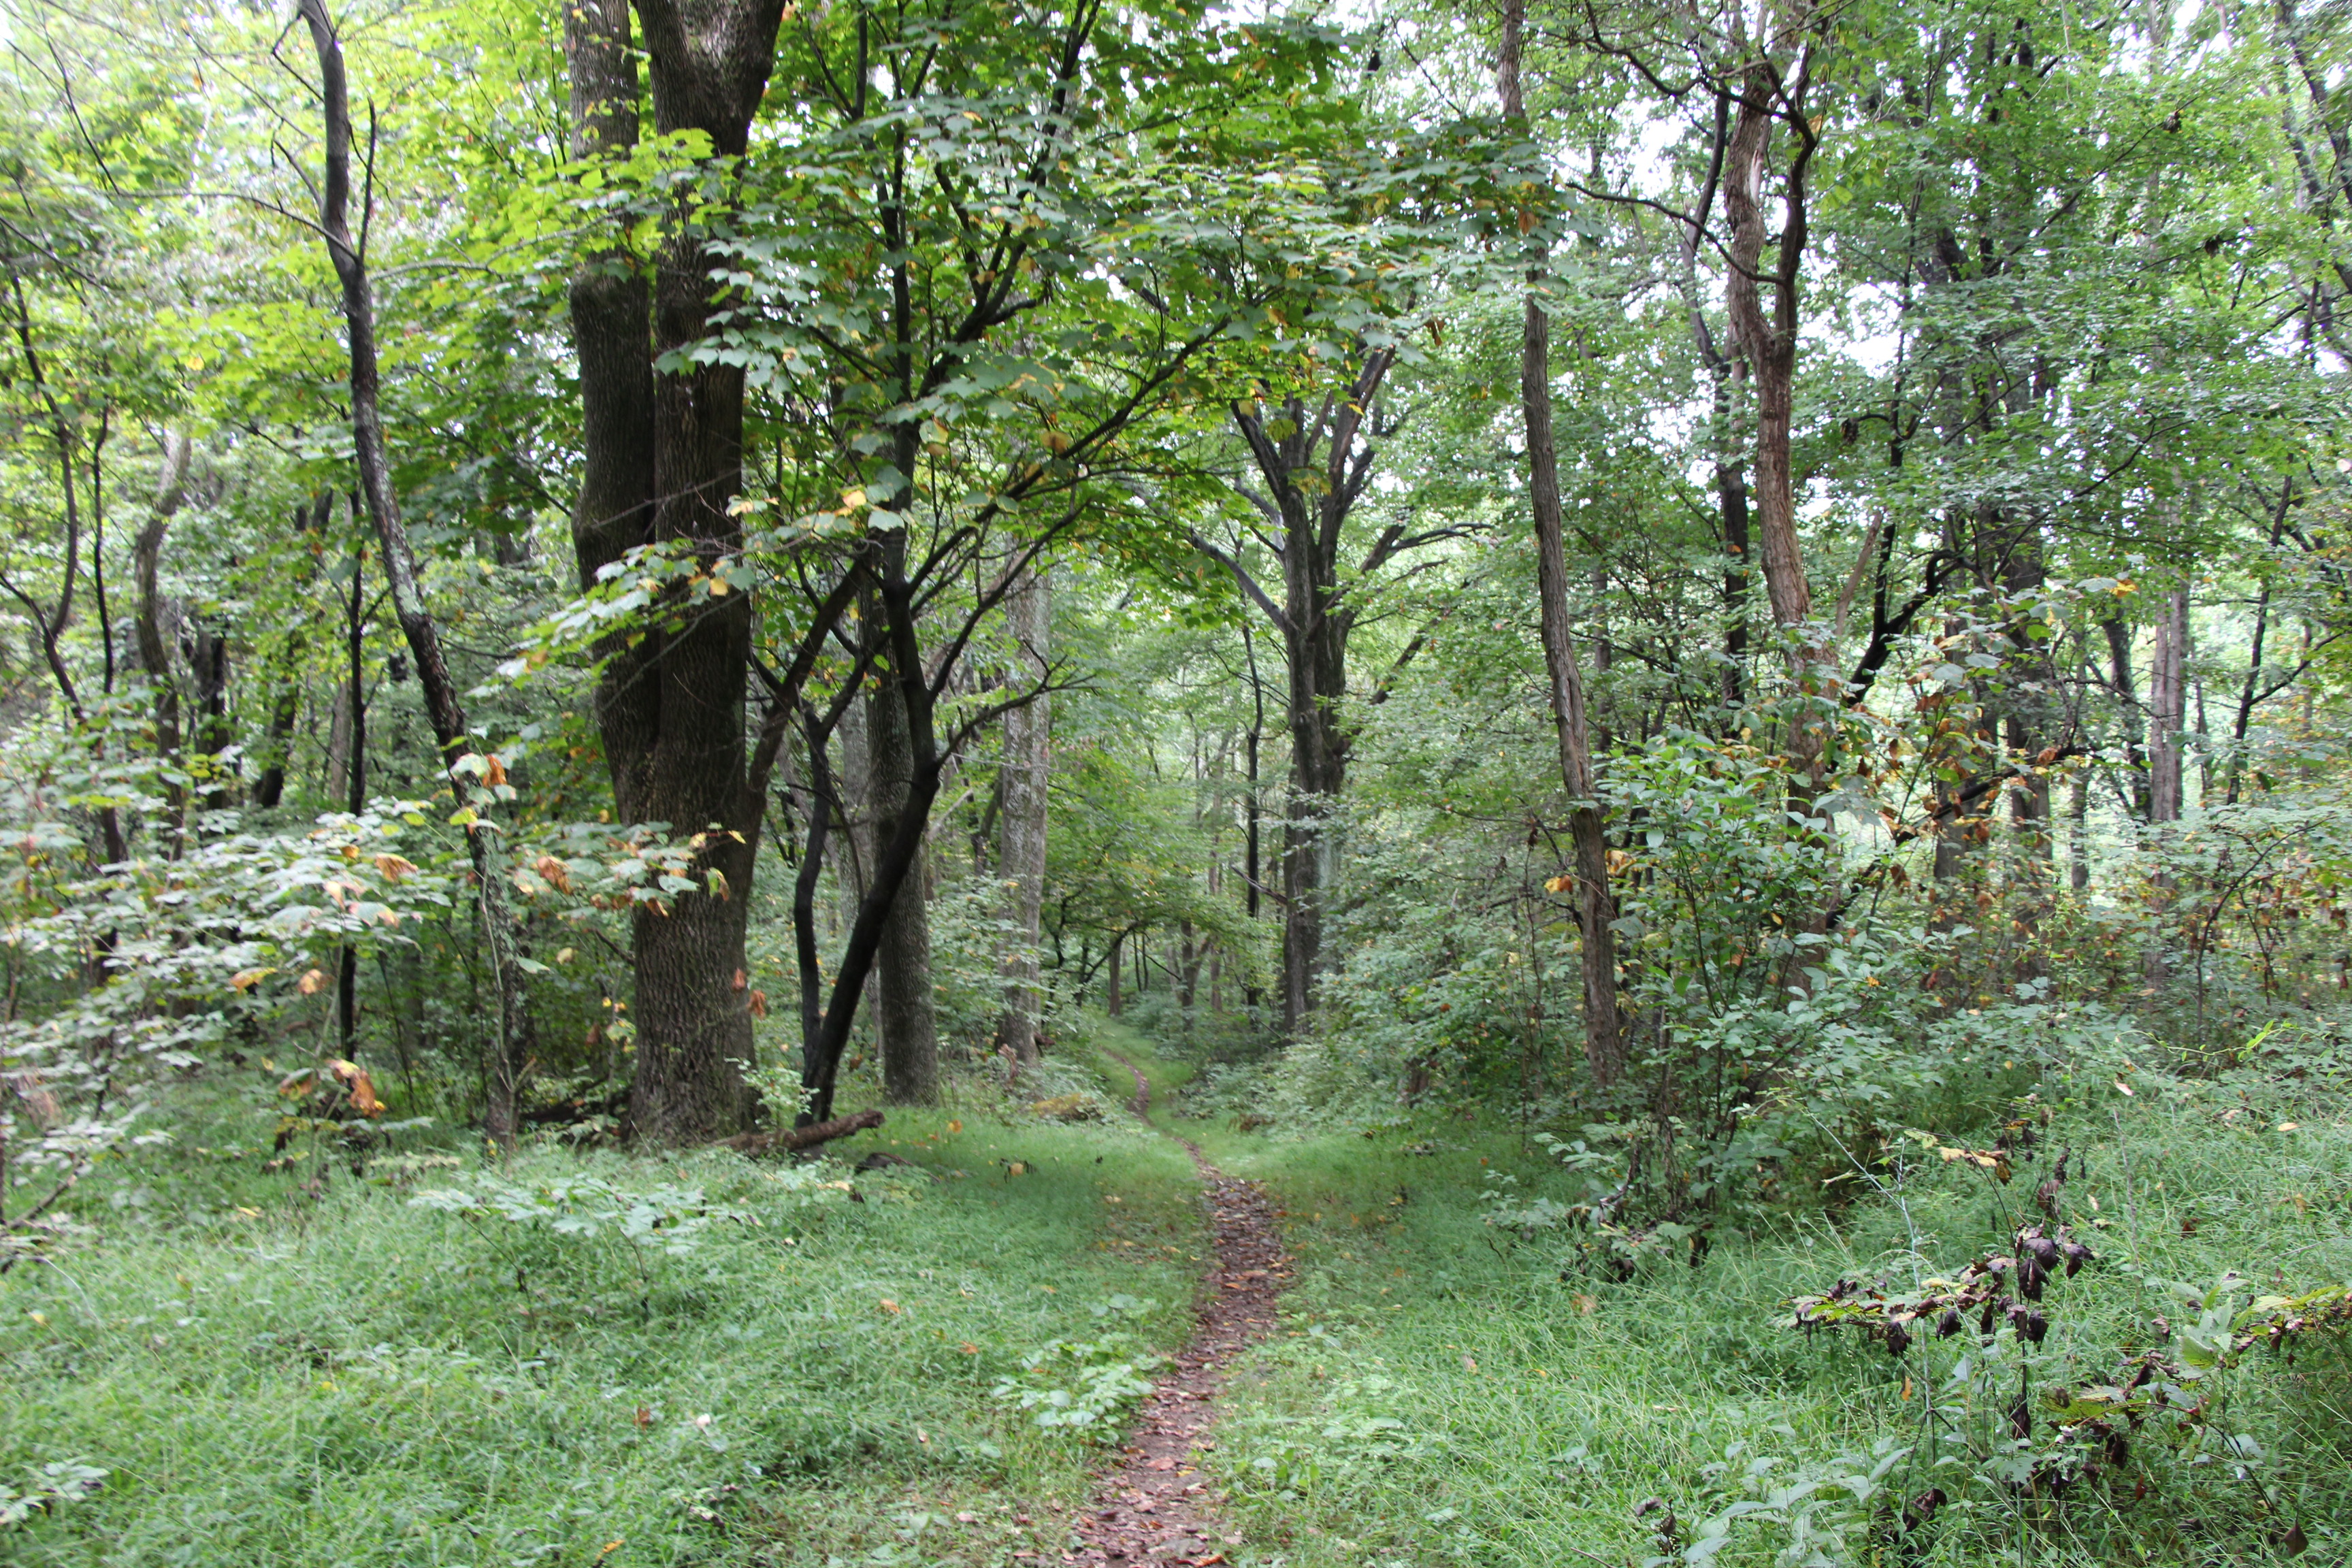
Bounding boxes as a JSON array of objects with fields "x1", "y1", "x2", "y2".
[{"x1": 1065, "y1": 1053, "x2": 1290, "y2": 1567}]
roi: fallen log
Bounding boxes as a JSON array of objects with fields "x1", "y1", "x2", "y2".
[{"x1": 717, "y1": 1108, "x2": 884, "y2": 1157}]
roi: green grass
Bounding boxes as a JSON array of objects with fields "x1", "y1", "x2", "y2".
[
  {"x1": 1187, "y1": 1073, "x2": 2352, "y2": 1567},
  {"x1": 0, "y1": 1065, "x2": 1209, "y2": 1567},
  {"x1": 7, "y1": 1032, "x2": 2349, "y2": 1568}
]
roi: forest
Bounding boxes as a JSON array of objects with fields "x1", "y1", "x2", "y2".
[{"x1": 1, "y1": 0, "x2": 2350, "y2": 1561}]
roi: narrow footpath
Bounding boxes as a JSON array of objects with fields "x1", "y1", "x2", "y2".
[{"x1": 1064, "y1": 1051, "x2": 1290, "y2": 1566}]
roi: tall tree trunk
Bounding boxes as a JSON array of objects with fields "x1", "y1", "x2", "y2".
[
  {"x1": 188, "y1": 623, "x2": 233, "y2": 810},
  {"x1": 2102, "y1": 617, "x2": 2151, "y2": 818},
  {"x1": 254, "y1": 492, "x2": 333, "y2": 811},
  {"x1": 299, "y1": 0, "x2": 530, "y2": 1147},
  {"x1": 564, "y1": 0, "x2": 789, "y2": 1141},
  {"x1": 1718, "y1": 20, "x2": 1827, "y2": 813},
  {"x1": 1673, "y1": 95, "x2": 1752, "y2": 708},
  {"x1": 2003, "y1": 533, "x2": 2055, "y2": 980},
  {"x1": 2148, "y1": 587, "x2": 2189, "y2": 824},
  {"x1": 130, "y1": 432, "x2": 191, "y2": 757},
  {"x1": 1717, "y1": 368, "x2": 1754, "y2": 704},
  {"x1": 997, "y1": 565, "x2": 1051, "y2": 1064},
  {"x1": 1280, "y1": 619, "x2": 1340, "y2": 1039},
  {"x1": 1500, "y1": 0, "x2": 1624, "y2": 1090},
  {"x1": 338, "y1": 536, "x2": 366, "y2": 1051},
  {"x1": 866, "y1": 592, "x2": 939, "y2": 1106},
  {"x1": 1220, "y1": 353, "x2": 1393, "y2": 1037},
  {"x1": 1722, "y1": 60, "x2": 1814, "y2": 641},
  {"x1": 1240, "y1": 621, "x2": 1265, "y2": 1013},
  {"x1": 2068, "y1": 770, "x2": 2091, "y2": 894},
  {"x1": 131, "y1": 433, "x2": 193, "y2": 840}
]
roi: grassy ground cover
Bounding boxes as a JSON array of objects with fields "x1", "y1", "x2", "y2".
[
  {"x1": 7, "y1": 1024, "x2": 2347, "y2": 1568},
  {"x1": 0, "y1": 1062, "x2": 1206, "y2": 1567},
  {"x1": 1178, "y1": 1060, "x2": 2352, "y2": 1568}
]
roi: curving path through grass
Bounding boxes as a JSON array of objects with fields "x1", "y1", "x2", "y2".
[{"x1": 1066, "y1": 1043, "x2": 1289, "y2": 1566}]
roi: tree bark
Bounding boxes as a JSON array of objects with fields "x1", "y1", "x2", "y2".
[
  {"x1": 131, "y1": 433, "x2": 193, "y2": 838},
  {"x1": 1722, "y1": 58, "x2": 1813, "y2": 638},
  {"x1": 1499, "y1": 0, "x2": 1624, "y2": 1091},
  {"x1": 2057, "y1": 768, "x2": 2085, "y2": 894},
  {"x1": 792, "y1": 540, "x2": 957, "y2": 1124},
  {"x1": 1221, "y1": 350, "x2": 1394, "y2": 1036},
  {"x1": 866, "y1": 587, "x2": 939, "y2": 1105},
  {"x1": 338, "y1": 534, "x2": 366, "y2": 1051},
  {"x1": 252, "y1": 493, "x2": 331, "y2": 811},
  {"x1": 2102, "y1": 616, "x2": 2151, "y2": 818},
  {"x1": 299, "y1": 0, "x2": 530, "y2": 1147},
  {"x1": 997, "y1": 564, "x2": 1051, "y2": 1064},
  {"x1": 2149, "y1": 587, "x2": 2189, "y2": 823},
  {"x1": 564, "y1": 0, "x2": 787, "y2": 1142}
]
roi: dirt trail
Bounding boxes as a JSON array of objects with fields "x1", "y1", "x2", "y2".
[{"x1": 1063, "y1": 1051, "x2": 1288, "y2": 1565}]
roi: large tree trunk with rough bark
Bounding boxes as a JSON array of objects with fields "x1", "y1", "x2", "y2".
[
  {"x1": 1280, "y1": 608, "x2": 1347, "y2": 1039},
  {"x1": 1499, "y1": 0, "x2": 1624, "y2": 1091},
  {"x1": 564, "y1": 0, "x2": 787, "y2": 1143},
  {"x1": 997, "y1": 566, "x2": 1051, "y2": 1064}
]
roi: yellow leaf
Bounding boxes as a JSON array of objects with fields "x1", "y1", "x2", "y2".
[
  {"x1": 230, "y1": 967, "x2": 275, "y2": 992},
  {"x1": 297, "y1": 968, "x2": 329, "y2": 996}
]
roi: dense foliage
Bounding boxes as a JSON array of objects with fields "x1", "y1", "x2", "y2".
[{"x1": 3, "y1": 0, "x2": 2351, "y2": 1561}]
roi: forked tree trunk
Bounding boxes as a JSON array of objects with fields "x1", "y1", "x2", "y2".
[
  {"x1": 997, "y1": 565, "x2": 1051, "y2": 1064},
  {"x1": 1720, "y1": 20, "x2": 1825, "y2": 798},
  {"x1": 1217, "y1": 352, "x2": 1395, "y2": 1037},
  {"x1": 564, "y1": 0, "x2": 788, "y2": 1141},
  {"x1": 1499, "y1": 0, "x2": 1624, "y2": 1090},
  {"x1": 1722, "y1": 53, "x2": 1813, "y2": 642}
]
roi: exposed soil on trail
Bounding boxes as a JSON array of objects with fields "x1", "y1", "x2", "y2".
[{"x1": 1062, "y1": 1052, "x2": 1288, "y2": 1566}]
